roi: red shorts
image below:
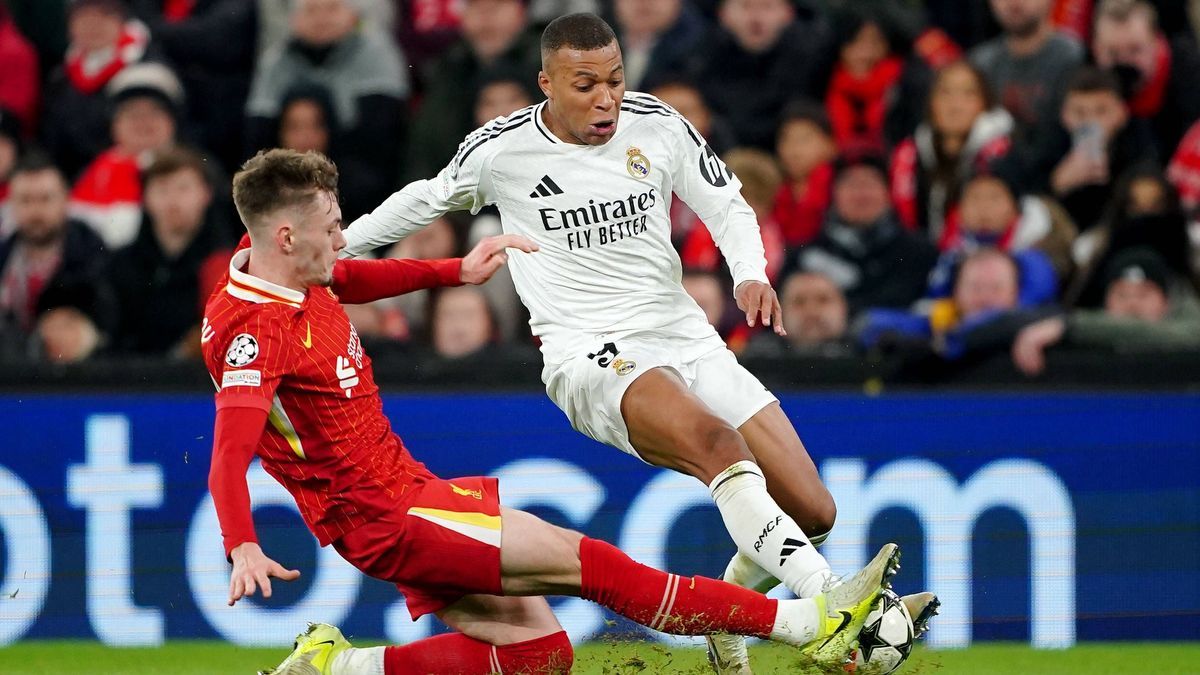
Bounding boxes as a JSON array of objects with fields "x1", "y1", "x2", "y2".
[{"x1": 333, "y1": 475, "x2": 503, "y2": 619}]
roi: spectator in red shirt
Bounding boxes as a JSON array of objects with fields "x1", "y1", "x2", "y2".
[
  {"x1": 41, "y1": 0, "x2": 157, "y2": 178},
  {"x1": 70, "y1": 61, "x2": 183, "y2": 249},
  {"x1": 890, "y1": 60, "x2": 1014, "y2": 242},
  {"x1": 772, "y1": 101, "x2": 836, "y2": 248},
  {"x1": 824, "y1": 4, "x2": 929, "y2": 152}
]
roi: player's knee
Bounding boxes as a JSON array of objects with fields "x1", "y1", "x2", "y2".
[
  {"x1": 690, "y1": 424, "x2": 753, "y2": 481},
  {"x1": 806, "y1": 499, "x2": 835, "y2": 540},
  {"x1": 806, "y1": 496, "x2": 837, "y2": 544}
]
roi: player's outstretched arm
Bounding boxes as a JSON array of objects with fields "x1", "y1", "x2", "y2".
[
  {"x1": 331, "y1": 235, "x2": 537, "y2": 303},
  {"x1": 332, "y1": 258, "x2": 464, "y2": 303}
]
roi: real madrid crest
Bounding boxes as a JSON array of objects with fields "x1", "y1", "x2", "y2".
[
  {"x1": 611, "y1": 357, "x2": 637, "y2": 376},
  {"x1": 626, "y1": 146, "x2": 650, "y2": 179}
]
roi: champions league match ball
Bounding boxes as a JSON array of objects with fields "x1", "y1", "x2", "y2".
[{"x1": 852, "y1": 589, "x2": 914, "y2": 674}]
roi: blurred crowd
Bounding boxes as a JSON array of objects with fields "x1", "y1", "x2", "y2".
[{"x1": 2, "y1": 0, "x2": 1199, "y2": 376}]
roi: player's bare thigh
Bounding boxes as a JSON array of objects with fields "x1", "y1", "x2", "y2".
[
  {"x1": 438, "y1": 507, "x2": 576, "y2": 645},
  {"x1": 620, "y1": 367, "x2": 755, "y2": 484},
  {"x1": 738, "y1": 402, "x2": 836, "y2": 535},
  {"x1": 498, "y1": 506, "x2": 584, "y2": 596}
]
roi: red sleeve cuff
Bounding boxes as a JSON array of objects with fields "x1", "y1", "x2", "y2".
[
  {"x1": 215, "y1": 393, "x2": 273, "y2": 412},
  {"x1": 432, "y1": 258, "x2": 465, "y2": 287}
]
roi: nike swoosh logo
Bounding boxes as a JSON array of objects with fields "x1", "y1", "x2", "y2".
[
  {"x1": 298, "y1": 640, "x2": 337, "y2": 664},
  {"x1": 818, "y1": 611, "x2": 853, "y2": 650},
  {"x1": 301, "y1": 322, "x2": 312, "y2": 349}
]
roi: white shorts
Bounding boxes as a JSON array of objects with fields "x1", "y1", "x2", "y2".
[{"x1": 543, "y1": 331, "x2": 778, "y2": 460}]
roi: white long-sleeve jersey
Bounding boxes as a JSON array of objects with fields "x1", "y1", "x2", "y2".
[{"x1": 343, "y1": 92, "x2": 768, "y2": 365}]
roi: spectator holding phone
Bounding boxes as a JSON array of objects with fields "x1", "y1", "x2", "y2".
[{"x1": 1049, "y1": 66, "x2": 1158, "y2": 232}]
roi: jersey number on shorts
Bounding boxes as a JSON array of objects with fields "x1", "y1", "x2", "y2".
[{"x1": 587, "y1": 342, "x2": 620, "y2": 368}]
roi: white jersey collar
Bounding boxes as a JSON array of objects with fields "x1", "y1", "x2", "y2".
[
  {"x1": 225, "y1": 247, "x2": 306, "y2": 308},
  {"x1": 534, "y1": 100, "x2": 628, "y2": 147},
  {"x1": 534, "y1": 101, "x2": 562, "y2": 144}
]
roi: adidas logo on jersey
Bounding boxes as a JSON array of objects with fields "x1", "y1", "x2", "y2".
[{"x1": 529, "y1": 175, "x2": 564, "y2": 199}]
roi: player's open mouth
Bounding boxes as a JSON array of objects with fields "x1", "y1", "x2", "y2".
[{"x1": 590, "y1": 120, "x2": 616, "y2": 136}]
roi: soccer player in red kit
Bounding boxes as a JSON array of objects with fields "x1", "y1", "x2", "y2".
[{"x1": 203, "y1": 149, "x2": 896, "y2": 675}]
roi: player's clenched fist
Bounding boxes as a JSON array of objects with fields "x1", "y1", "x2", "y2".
[
  {"x1": 459, "y1": 234, "x2": 540, "y2": 285},
  {"x1": 227, "y1": 542, "x2": 301, "y2": 606},
  {"x1": 735, "y1": 280, "x2": 787, "y2": 336}
]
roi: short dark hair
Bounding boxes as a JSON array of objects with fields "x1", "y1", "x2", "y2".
[
  {"x1": 232, "y1": 149, "x2": 339, "y2": 231},
  {"x1": 11, "y1": 150, "x2": 64, "y2": 181},
  {"x1": 143, "y1": 145, "x2": 211, "y2": 188},
  {"x1": 540, "y1": 13, "x2": 616, "y2": 63},
  {"x1": 778, "y1": 99, "x2": 833, "y2": 138},
  {"x1": 1065, "y1": 66, "x2": 1123, "y2": 98}
]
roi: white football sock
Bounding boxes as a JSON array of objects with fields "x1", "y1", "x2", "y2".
[
  {"x1": 723, "y1": 549, "x2": 780, "y2": 593},
  {"x1": 331, "y1": 646, "x2": 386, "y2": 675},
  {"x1": 768, "y1": 598, "x2": 822, "y2": 646},
  {"x1": 709, "y1": 461, "x2": 833, "y2": 599}
]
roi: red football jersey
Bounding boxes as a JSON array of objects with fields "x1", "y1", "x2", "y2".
[{"x1": 202, "y1": 248, "x2": 435, "y2": 546}]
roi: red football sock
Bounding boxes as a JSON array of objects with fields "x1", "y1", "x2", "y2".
[
  {"x1": 579, "y1": 537, "x2": 777, "y2": 636},
  {"x1": 383, "y1": 630, "x2": 572, "y2": 674}
]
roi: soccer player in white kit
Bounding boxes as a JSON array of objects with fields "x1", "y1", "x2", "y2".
[{"x1": 343, "y1": 13, "x2": 933, "y2": 672}]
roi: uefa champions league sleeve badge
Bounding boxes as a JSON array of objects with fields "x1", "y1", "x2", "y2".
[{"x1": 626, "y1": 147, "x2": 650, "y2": 179}]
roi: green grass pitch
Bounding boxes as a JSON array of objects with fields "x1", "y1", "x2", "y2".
[{"x1": 2, "y1": 641, "x2": 1198, "y2": 674}]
